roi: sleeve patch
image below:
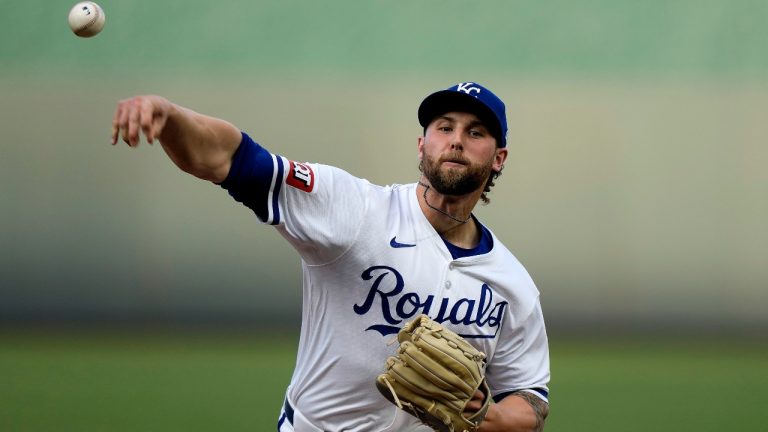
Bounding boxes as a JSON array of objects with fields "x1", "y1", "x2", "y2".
[{"x1": 286, "y1": 161, "x2": 315, "y2": 192}]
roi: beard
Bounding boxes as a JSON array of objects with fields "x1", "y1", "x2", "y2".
[{"x1": 421, "y1": 151, "x2": 495, "y2": 196}]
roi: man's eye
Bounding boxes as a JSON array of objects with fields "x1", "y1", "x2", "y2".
[
  {"x1": 438, "y1": 126, "x2": 452, "y2": 132},
  {"x1": 469, "y1": 130, "x2": 485, "y2": 137}
]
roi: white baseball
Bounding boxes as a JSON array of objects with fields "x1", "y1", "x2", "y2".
[{"x1": 68, "y1": 2, "x2": 106, "y2": 38}]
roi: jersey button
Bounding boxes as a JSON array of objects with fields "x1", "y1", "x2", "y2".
[
  {"x1": 448, "y1": 263, "x2": 455, "y2": 270},
  {"x1": 445, "y1": 280, "x2": 452, "y2": 289}
]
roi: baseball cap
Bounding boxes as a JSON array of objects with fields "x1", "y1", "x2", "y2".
[{"x1": 418, "y1": 82, "x2": 508, "y2": 148}]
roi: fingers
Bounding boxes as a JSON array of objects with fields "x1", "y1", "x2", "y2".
[
  {"x1": 465, "y1": 390, "x2": 486, "y2": 412},
  {"x1": 118, "y1": 100, "x2": 131, "y2": 146},
  {"x1": 110, "y1": 102, "x2": 121, "y2": 145},
  {"x1": 111, "y1": 96, "x2": 166, "y2": 147},
  {"x1": 146, "y1": 101, "x2": 169, "y2": 145},
  {"x1": 140, "y1": 99, "x2": 155, "y2": 143},
  {"x1": 126, "y1": 101, "x2": 141, "y2": 147}
]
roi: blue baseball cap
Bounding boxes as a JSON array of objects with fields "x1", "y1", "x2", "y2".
[{"x1": 418, "y1": 82, "x2": 508, "y2": 148}]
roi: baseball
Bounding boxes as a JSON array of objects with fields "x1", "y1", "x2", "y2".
[{"x1": 68, "y1": 2, "x2": 106, "y2": 38}]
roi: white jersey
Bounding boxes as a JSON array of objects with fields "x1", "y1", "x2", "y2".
[{"x1": 223, "y1": 139, "x2": 549, "y2": 431}]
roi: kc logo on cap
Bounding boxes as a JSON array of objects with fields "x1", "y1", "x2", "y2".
[{"x1": 454, "y1": 82, "x2": 482, "y2": 96}]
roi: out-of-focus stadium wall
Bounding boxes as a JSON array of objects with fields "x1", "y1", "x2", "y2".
[{"x1": 1, "y1": 1, "x2": 766, "y2": 333}]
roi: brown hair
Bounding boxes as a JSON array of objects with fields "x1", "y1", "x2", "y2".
[{"x1": 480, "y1": 169, "x2": 502, "y2": 205}]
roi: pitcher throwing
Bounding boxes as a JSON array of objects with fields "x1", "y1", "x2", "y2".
[{"x1": 111, "y1": 82, "x2": 551, "y2": 431}]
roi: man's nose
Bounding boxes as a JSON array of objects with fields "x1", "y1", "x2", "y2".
[{"x1": 449, "y1": 131, "x2": 464, "y2": 150}]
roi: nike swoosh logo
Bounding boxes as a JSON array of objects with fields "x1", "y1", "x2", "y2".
[{"x1": 390, "y1": 237, "x2": 416, "y2": 248}]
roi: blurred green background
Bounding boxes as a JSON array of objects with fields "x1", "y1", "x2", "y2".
[{"x1": 1, "y1": 1, "x2": 766, "y2": 430}]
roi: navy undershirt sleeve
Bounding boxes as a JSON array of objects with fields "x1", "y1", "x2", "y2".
[
  {"x1": 493, "y1": 388, "x2": 549, "y2": 403},
  {"x1": 218, "y1": 132, "x2": 276, "y2": 222}
]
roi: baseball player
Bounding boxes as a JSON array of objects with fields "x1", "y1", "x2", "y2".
[{"x1": 111, "y1": 82, "x2": 550, "y2": 431}]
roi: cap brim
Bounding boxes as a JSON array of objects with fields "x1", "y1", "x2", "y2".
[{"x1": 418, "y1": 90, "x2": 500, "y2": 138}]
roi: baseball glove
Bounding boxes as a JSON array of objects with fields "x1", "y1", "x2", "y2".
[{"x1": 376, "y1": 314, "x2": 491, "y2": 432}]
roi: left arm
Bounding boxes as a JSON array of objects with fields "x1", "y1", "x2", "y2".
[{"x1": 476, "y1": 289, "x2": 550, "y2": 431}]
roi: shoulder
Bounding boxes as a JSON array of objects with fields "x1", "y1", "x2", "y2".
[
  {"x1": 487, "y1": 228, "x2": 536, "y2": 283},
  {"x1": 484, "y1": 229, "x2": 542, "y2": 316}
]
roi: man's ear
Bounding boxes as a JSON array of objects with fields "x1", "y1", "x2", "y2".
[
  {"x1": 417, "y1": 135, "x2": 425, "y2": 160},
  {"x1": 493, "y1": 148, "x2": 508, "y2": 172}
]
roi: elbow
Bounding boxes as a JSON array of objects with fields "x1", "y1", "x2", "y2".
[
  {"x1": 163, "y1": 124, "x2": 240, "y2": 183},
  {"x1": 162, "y1": 145, "x2": 231, "y2": 183},
  {"x1": 184, "y1": 160, "x2": 231, "y2": 184},
  {"x1": 180, "y1": 122, "x2": 240, "y2": 183},
  {"x1": 484, "y1": 392, "x2": 549, "y2": 432}
]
